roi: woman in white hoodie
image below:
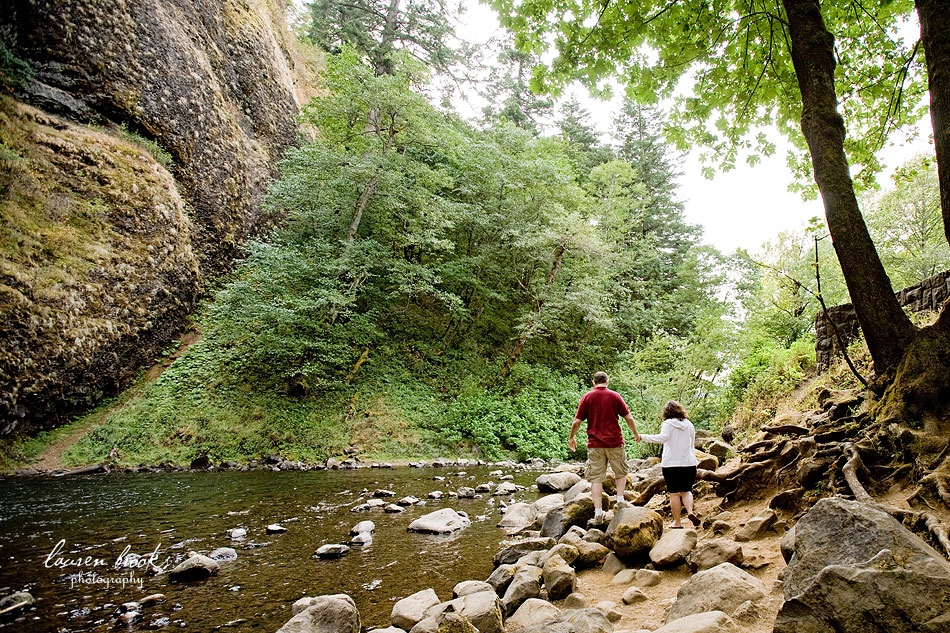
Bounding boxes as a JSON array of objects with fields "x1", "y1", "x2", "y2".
[{"x1": 638, "y1": 401, "x2": 700, "y2": 529}]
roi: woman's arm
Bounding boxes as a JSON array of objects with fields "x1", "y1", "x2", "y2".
[{"x1": 638, "y1": 421, "x2": 671, "y2": 445}]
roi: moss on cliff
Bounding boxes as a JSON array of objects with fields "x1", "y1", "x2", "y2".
[{"x1": 0, "y1": 97, "x2": 202, "y2": 434}]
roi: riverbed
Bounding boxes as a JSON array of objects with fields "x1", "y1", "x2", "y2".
[{"x1": 0, "y1": 465, "x2": 548, "y2": 632}]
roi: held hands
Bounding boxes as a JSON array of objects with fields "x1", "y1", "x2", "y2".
[{"x1": 634, "y1": 433, "x2": 642, "y2": 442}]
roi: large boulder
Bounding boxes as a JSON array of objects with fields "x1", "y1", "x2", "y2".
[
  {"x1": 424, "y1": 591, "x2": 504, "y2": 633},
  {"x1": 497, "y1": 503, "x2": 536, "y2": 530},
  {"x1": 492, "y1": 537, "x2": 556, "y2": 567},
  {"x1": 666, "y1": 563, "x2": 766, "y2": 623},
  {"x1": 408, "y1": 509, "x2": 471, "y2": 534},
  {"x1": 686, "y1": 538, "x2": 744, "y2": 573},
  {"x1": 542, "y1": 553, "x2": 576, "y2": 600},
  {"x1": 453, "y1": 580, "x2": 494, "y2": 598},
  {"x1": 507, "y1": 599, "x2": 561, "y2": 631},
  {"x1": 604, "y1": 506, "x2": 663, "y2": 558},
  {"x1": 563, "y1": 480, "x2": 592, "y2": 503},
  {"x1": 485, "y1": 564, "x2": 515, "y2": 595},
  {"x1": 531, "y1": 494, "x2": 566, "y2": 517},
  {"x1": 537, "y1": 472, "x2": 582, "y2": 492},
  {"x1": 276, "y1": 594, "x2": 360, "y2": 633},
  {"x1": 649, "y1": 528, "x2": 698, "y2": 567},
  {"x1": 541, "y1": 497, "x2": 595, "y2": 539},
  {"x1": 500, "y1": 564, "x2": 542, "y2": 615},
  {"x1": 774, "y1": 497, "x2": 950, "y2": 633},
  {"x1": 554, "y1": 608, "x2": 613, "y2": 633},
  {"x1": 653, "y1": 611, "x2": 738, "y2": 633},
  {"x1": 168, "y1": 554, "x2": 219, "y2": 582},
  {"x1": 392, "y1": 588, "x2": 441, "y2": 631},
  {"x1": 573, "y1": 541, "x2": 610, "y2": 569}
]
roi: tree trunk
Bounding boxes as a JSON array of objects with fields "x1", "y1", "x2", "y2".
[
  {"x1": 782, "y1": 0, "x2": 915, "y2": 375},
  {"x1": 916, "y1": 0, "x2": 950, "y2": 248}
]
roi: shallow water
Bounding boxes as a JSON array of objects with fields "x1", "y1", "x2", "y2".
[{"x1": 0, "y1": 465, "x2": 547, "y2": 632}]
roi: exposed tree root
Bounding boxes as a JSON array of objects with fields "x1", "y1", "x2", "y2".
[
  {"x1": 762, "y1": 424, "x2": 810, "y2": 436},
  {"x1": 841, "y1": 442, "x2": 950, "y2": 560}
]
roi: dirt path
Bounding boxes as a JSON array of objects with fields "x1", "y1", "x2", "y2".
[{"x1": 31, "y1": 329, "x2": 201, "y2": 471}]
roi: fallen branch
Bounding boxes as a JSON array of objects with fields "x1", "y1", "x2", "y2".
[{"x1": 53, "y1": 462, "x2": 108, "y2": 477}]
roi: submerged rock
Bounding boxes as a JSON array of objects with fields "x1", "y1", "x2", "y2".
[
  {"x1": 314, "y1": 544, "x2": 351, "y2": 559},
  {"x1": 168, "y1": 554, "x2": 219, "y2": 582}
]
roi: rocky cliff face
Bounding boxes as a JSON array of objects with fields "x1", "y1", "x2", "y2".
[{"x1": 0, "y1": 0, "x2": 313, "y2": 434}]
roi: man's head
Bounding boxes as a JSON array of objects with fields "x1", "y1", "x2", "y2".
[{"x1": 593, "y1": 371, "x2": 609, "y2": 386}]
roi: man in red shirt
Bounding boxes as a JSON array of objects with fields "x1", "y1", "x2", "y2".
[{"x1": 569, "y1": 371, "x2": 641, "y2": 521}]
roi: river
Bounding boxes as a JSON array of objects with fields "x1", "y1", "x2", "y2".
[{"x1": 0, "y1": 464, "x2": 548, "y2": 632}]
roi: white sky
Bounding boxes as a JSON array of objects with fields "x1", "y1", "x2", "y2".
[{"x1": 454, "y1": 1, "x2": 936, "y2": 255}]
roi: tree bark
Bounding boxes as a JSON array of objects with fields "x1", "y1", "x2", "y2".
[
  {"x1": 916, "y1": 0, "x2": 950, "y2": 248},
  {"x1": 782, "y1": 0, "x2": 915, "y2": 375}
]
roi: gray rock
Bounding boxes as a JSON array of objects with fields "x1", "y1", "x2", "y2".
[
  {"x1": 546, "y1": 543, "x2": 580, "y2": 566},
  {"x1": 563, "y1": 593, "x2": 587, "y2": 609},
  {"x1": 573, "y1": 541, "x2": 609, "y2": 569},
  {"x1": 622, "y1": 587, "x2": 648, "y2": 604},
  {"x1": 139, "y1": 593, "x2": 166, "y2": 607},
  {"x1": 530, "y1": 494, "x2": 566, "y2": 518},
  {"x1": 594, "y1": 601, "x2": 622, "y2": 622},
  {"x1": 774, "y1": 497, "x2": 950, "y2": 633},
  {"x1": 350, "y1": 532, "x2": 373, "y2": 546},
  {"x1": 398, "y1": 496, "x2": 421, "y2": 506},
  {"x1": 666, "y1": 563, "x2": 766, "y2": 623},
  {"x1": 494, "y1": 481, "x2": 522, "y2": 495},
  {"x1": 385, "y1": 504, "x2": 405, "y2": 513},
  {"x1": 517, "y1": 550, "x2": 548, "y2": 568},
  {"x1": 168, "y1": 554, "x2": 219, "y2": 582},
  {"x1": 424, "y1": 591, "x2": 504, "y2": 633},
  {"x1": 541, "y1": 497, "x2": 595, "y2": 539},
  {"x1": 392, "y1": 588, "x2": 441, "y2": 631},
  {"x1": 649, "y1": 528, "x2": 697, "y2": 567},
  {"x1": 266, "y1": 524, "x2": 288, "y2": 534},
  {"x1": 537, "y1": 472, "x2": 582, "y2": 492},
  {"x1": 558, "y1": 525, "x2": 588, "y2": 546},
  {"x1": 542, "y1": 553, "x2": 576, "y2": 600},
  {"x1": 780, "y1": 525, "x2": 796, "y2": 563},
  {"x1": 563, "y1": 480, "x2": 592, "y2": 503},
  {"x1": 458, "y1": 487, "x2": 476, "y2": 498},
  {"x1": 492, "y1": 537, "x2": 556, "y2": 567},
  {"x1": 227, "y1": 527, "x2": 248, "y2": 540},
  {"x1": 652, "y1": 611, "x2": 738, "y2": 633},
  {"x1": 208, "y1": 547, "x2": 238, "y2": 561},
  {"x1": 501, "y1": 564, "x2": 543, "y2": 615},
  {"x1": 705, "y1": 441, "x2": 733, "y2": 461},
  {"x1": 605, "y1": 506, "x2": 663, "y2": 558},
  {"x1": 610, "y1": 569, "x2": 636, "y2": 585},
  {"x1": 686, "y1": 538, "x2": 744, "y2": 572},
  {"x1": 277, "y1": 595, "x2": 360, "y2": 633},
  {"x1": 485, "y1": 564, "x2": 515, "y2": 595},
  {"x1": 453, "y1": 580, "x2": 494, "y2": 598},
  {"x1": 314, "y1": 544, "x2": 351, "y2": 559},
  {"x1": 292, "y1": 594, "x2": 355, "y2": 616},
  {"x1": 582, "y1": 528, "x2": 606, "y2": 544},
  {"x1": 555, "y1": 608, "x2": 613, "y2": 633},
  {"x1": 368, "y1": 628, "x2": 406, "y2": 633},
  {"x1": 633, "y1": 569, "x2": 661, "y2": 587},
  {"x1": 373, "y1": 489, "x2": 397, "y2": 497},
  {"x1": 507, "y1": 598, "x2": 560, "y2": 631},
  {"x1": 734, "y1": 509, "x2": 777, "y2": 541},
  {"x1": 0, "y1": 592, "x2": 35, "y2": 614},
  {"x1": 351, "y1": 521, "x2": 376, "y2": 535},
  {"x1": 408, "y1": 509, "x2": 471, "y2": 534},
  {"x1": 497, "y1": 503, "x2": 536, "y2": 530}
]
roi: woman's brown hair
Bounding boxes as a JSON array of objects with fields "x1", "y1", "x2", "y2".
[{"x1": 663, "y1": 401, "x2": 688, "y2": 420}]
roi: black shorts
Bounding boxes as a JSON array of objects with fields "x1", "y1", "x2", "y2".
[{"x1": 662, "y1": 466, "x2": 697, "y2": 493}]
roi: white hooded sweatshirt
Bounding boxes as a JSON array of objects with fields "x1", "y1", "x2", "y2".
[{"x1": 639, "y1": 418, "x2": 698, "y2": 467}]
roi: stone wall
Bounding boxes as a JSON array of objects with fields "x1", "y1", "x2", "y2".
[
  {"x1": 0, "y1": 1, "x2": 316, "y2": 434},
  {"x1": 815, "y1": 270, "x2": 950, "y2": 370}
]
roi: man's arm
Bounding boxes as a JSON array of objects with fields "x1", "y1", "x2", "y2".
[
  {"x1": 568, "y1": 417, "x2": 583, "y2": 452},
  {"x1": 622, "y1": 413, "x2": 641, "y2": 442}
]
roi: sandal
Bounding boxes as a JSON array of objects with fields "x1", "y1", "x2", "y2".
[
  {"x1": 688, "y1": 512, "x2": 701, "y2": 527},
  {"x1": 668, "y1": 525, "x2": 684, "y2": 529}
]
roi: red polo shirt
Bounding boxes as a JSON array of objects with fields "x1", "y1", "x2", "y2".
[{"x1": 576, "y1": 385, "x2": 630, "y2": 448}]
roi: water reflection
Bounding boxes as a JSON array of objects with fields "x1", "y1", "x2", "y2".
[{"x1": 0, "y1": 466, "x2": 544, "y2": 632}]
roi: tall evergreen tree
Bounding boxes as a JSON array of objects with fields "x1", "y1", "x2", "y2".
[
  {"x1": 556, "y1": 96, "x2": 614, "y2": 179},
  {"x1": 481, "y1": 36, "x2": 553, "y2": 133}
]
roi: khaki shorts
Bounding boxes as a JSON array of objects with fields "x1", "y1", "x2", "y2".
[{"x1": 585, "y1": 446, "x2": 631, "y2": 483}]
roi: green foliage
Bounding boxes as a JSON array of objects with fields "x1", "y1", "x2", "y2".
[
  {"x1": 115, "y1": 125, "x2": 175, "y2": 170},
  {"x1": 0, "y1": 41, "x2": 32, "y2": 91},
  {"x1": 492, "y1": 0, "x2": 925, "y2": 193}
]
